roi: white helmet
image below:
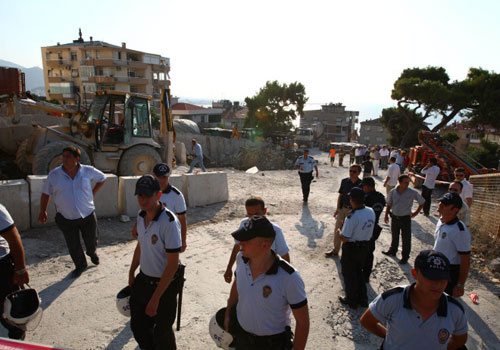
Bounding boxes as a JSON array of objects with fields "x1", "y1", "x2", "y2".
[
  {"x1": 3, "y1": 287, "x2": 43, "y2": 331},
  {"x1": 116, "y1": 286, "x2": 131, "y2": 317},
  {"x1": 209, "y1": 308, "x2": 235, "y2": 349}
]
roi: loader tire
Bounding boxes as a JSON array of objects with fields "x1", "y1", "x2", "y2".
[
  {"x1": 16, "y1": 139, "x2": 32, "y2": 174},
  {"x1": 32, "y1": 141, "x2": 91, "y2": 175},
  {"x1": 118, "y1": 145, "x2": 161, "y2": 176}
]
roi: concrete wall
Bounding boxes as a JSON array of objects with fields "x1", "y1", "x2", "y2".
[
  {"x1": 184, "y1": 172, "x2": 228, "y2": 207},
  {"x1": 27, "y1": 175, "x2": 56, "y2": 228},
  {"x1": 93, "y1": 174, "x2": 119, "y2": 218},
  {"x1": 118, "y1": 176, "x2": 141, "y2": 217},
  {"x1": 169, "y1": 174, "x2": 185, "y2": 197},
  {"x1": 0, "y1": 180, "x2": 30, "y2": 231}
]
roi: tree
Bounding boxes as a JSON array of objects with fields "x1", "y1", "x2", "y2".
[
  {"x1": 442, "y1": 132, "x2": 460, "y2": 144},
  {"x1": 379, "y1": 107, "x2": 421, "y2": 147},
  {"x1": 466, "y1": 138, "x2": 499, "y2": 169},
  {"x1": 244, "y1": 81, "x2": 308, "y2": 138}
]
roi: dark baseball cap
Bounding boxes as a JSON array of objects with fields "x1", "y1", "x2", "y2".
[
  {"x1": 153, "y1": 163, "x2": 170, "y2": 177},
  {"x1": 348, "y1": 187, "x2": 365, "y2": 202},
  {"x1": 231, "y1": 216, "x2": 276, "y2": 242},
  {"x1": 414, "y1": 250, "x2": 451, "y2": 281},
  {"x1": 303, "y1": 149, "x2": 309, "y2": 153},
  {"x1": 361, "y1": 177, "x2": 375, "y2": 187},
  {"x1": 438, "y1": 192, "x2": 462, "y2": 209},
  {"x1": 135, "y1": 175, "x2": 161, "y2": 196}
]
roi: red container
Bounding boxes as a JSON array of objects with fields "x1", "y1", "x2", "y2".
[{"x1": 0, "y1": 66, "x2": 26, "y2": 97}]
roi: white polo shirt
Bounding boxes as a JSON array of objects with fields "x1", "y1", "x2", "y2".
[
  {"x1": 0, "y1": 204, "x2": 14, "y2": 259},
  {"x1": 460, "y1": 179, "x2": 473, "y2": 203},
  {"x1": 369, "y1": 284, "x2": 468, "y2": 350},
  {"x1": 42, "y1": 165, "x2": 106, "y2": 220},
  {"x1": 341, "y1": 206, "x2": 375, "y2": 242},
  {"x1": 235, "y1": 252, "x2": 307, "y2": 336},
  {"x1": 433, "y1": 217, "x2": 471, "y2": 265},
  {"x1": 380, "y1": 149, "x2": 390, "y2": 157},
  {"x1": 235, "y1": 218, "x2": 290, "y2": 257},
  {"x1": 159, "y1": 185, "x2": 187, "y2": 215},
  {"x1": 295, "y1": 156, "x2": 317, "y2": 173},
  {"x1": 137, "y1": 205, "x2": 182, "y2": 278},
  {"x1": 386, "y1": 163, "x2": 401, "y2": 186},
  {"x1": 421, "y1": 165, "x2": 440, "y2": 189}
]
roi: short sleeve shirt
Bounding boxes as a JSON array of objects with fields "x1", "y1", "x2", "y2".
[
  {"x1": 235, "y1": 252, "x2": 307, "y2": 336},
  {"x1": 0, "y1": 204, "x2": 15, "y2": 258},
  {"x1": 338, "y1": 178, "x2": 362, "y2": 208},
  {"x1": 341, "y1": 206, "x2": 375, "y2": 242},
  {"x1": 433, "y1": 218, "x2": 471, "y2": 265},
  {"x1": 159, "y1": 185, "x2": 187, "y2": 215},
  {"x1": 386, "y1": 163, "x2": 401, "y2": 186},
  {"x1": 422, "y1": 165, "x2": 440, "y2": 189},
  {"x1": 380, "y1": 149, "x2": 390, "y2": 157},
  {"x1": 137, "y1": 205, "x2": 182, "y2": 278},
  {"x1": 369, "y1": 284, "x2": 468, "y2": 350},
  {"x1": 329, "y1": 149, "x2": 336, "y2": 158},
  {"x1": 460, "y1": 180, "x2": 473, "y2": 201},
  {"x1": 193, "y1": 143, "x2": 203, "y2": 157},
  {"x1": 42, "y1": 165, "x2": 106, "y2": 220},
  {"x1": 365, "y1": 191, "x2": 386, "y2": 223},
  {"x1": 295, "y1": 156, "x2": 317, "y2": 173},
  {"x1": 387, "y1": 187, "x2": 425, "y2": 216},
  {"x1": 236, "y1": 219, "x2": 289, "y2": 257}
]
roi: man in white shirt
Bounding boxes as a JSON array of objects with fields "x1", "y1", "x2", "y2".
[
  {"x1": 449, "y1": 181, "x2": 470, "y2": 226},
  {"x1": 383, "y1": 157, "x2": 400, "y2": 194},
  {"x1": 454, "y1": 168, "x2": 473, "y2": 207},
  {"x1": 380, "y1": 146, "x2": 390, "y2": 169},
  {"x1": 420, "y1": 158, "x2": 441, "y2": 216},
  {"x1": 38, "y1": 146, "x2": 106, "y2": 278}
]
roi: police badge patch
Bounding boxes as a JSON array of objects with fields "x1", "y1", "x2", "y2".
[
  {"x1": 438, "y1": 328, "x2": 450, "y2": 344},
  {"x1": 152, "y1": 234, "x2": 158, "y2": 245},
  {"x1": 442, "y1": 232, "x2": 447, "y2": 239},
  {"x1": 263, "y1": 286, "x2": 272, "y2": 298}
]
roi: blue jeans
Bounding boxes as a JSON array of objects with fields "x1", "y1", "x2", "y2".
[{"x1": 188, "y1": 156, "x2": 206, "y2": 173}]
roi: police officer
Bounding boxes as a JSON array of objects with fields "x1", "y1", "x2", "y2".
[
  {"x1": 361, "y1": 177, "x2": 386, "y2": 282},
  {"x1": 360, "y1": 250, "x2": 468, "y2": 349},
  {"x1": 338, "y1": 147, "x2": 345, "y2": 167},
  {"x1": 434, "y1": 192, "x2": 470, "y2": 298},
  {"x1": 294, "y1": 149, "x2": 319, "y2": 203},
  {"x1": 128, "y1": 175, "x2": 182, "y2": 350},
  {"x1": 224, "y1": 196, "x2": 290, "y2": 284},
  {"x1": 338, "y1": 188, "x2": 375, "y2": 308},
  {"x1": 224, "y1": 216, "x2": 309, "y2": 350},
  {"x1": 0, "y1": 204, "x2": 29, "y2": 340}
]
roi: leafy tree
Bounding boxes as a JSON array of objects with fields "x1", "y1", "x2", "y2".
[
  {"x1": 442, "y1": 132, "x2": 460, "y2": 144},
  {"x1": 244, "y1": 81, "x2": 308, "y2": 138},
  {"x1": 379, "y1": 107, "x2": 421, "y2": 147},
  {"x1": 466, "y1": 138, "x2": 499, "y2": 169}
]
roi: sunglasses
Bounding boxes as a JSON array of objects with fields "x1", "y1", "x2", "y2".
[
  {"x1": 455, "y1": 174, "x2": 464, "y2": 177},
  {"x1": 349, "y1": 170, "x2": 358, "y2": 173},
  {"x1": 449, "y1": 188, "x2": 459, "y2": 193}
]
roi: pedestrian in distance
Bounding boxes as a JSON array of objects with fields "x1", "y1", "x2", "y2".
[
  {"x1": 224, "y1": 196, "x2": 290, "y2": 284},
  {"x1": 420, "y1": 157, "x2": 441, "y2": 217},
  {"x1": 38, "y1": 146, "x2": 106, "y2": 278},
  {"x1": 349, "y1": 147, "x2": 355, "y2": 165},
  {"x1": 325, "y1": 164, "x2": 362, "y2": 257},
  {"x1": 187, "y1": 139, "x2": 206, "y2": 173},
  {"x1": 128, "y1": 175, "x2": 183, "y2": 350},
  {"x1": 380, "y1": 146, "x2": 390, "y2": 169},
  {"x1": 448, "y1": 181, "x2": 470, "y2": 226},
  {"x1": 453, "y1": 168, "x2": 473, "y2": 208},
  {"x1": 372, "y1": 147, "x2": 381, "y2": 176},
  {"x1": 362, "y1": 155, "x2": 374, "y2": 178},
  {"x1": 383, "y1": 157, "x2": 400, "y2": 195},
  {"x1": 294, "y1": 149, "x2": 319, "y2": 203},
  {"x1": 338, "y1": 146, "x2": 345, "y2": 167},
  {"x1": 360, "y1": 250, "x2": 468, "y2": 350},
  {"x1": 383, "y1": 174, "x2": 425, "y2": 265},
  {"x1": 0, "y1": 204, "x2": 30, "y2": 340},
  {"x1": 338, "y1": 188, "x2": 375, "y2": 309},
  {"x1": 224, "y1": 216, "x2": 309, "y2": 350},
  {"x1": 329, "y1": 147, "x2": 336, "y2": 167}
]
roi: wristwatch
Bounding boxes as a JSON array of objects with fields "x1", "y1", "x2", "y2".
[{"x1": 456, "y1": 283, "x2": 465, "y2": 289}]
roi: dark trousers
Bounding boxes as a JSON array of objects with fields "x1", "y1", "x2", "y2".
[
  {"x1": 380, "y1": 156, "x2": 388, "y2": 169},
  {"x1": 389, "y1": 215, "x2": 412, "y2": 260},
  {"x1": 362, "y1": 225, "x2": 382, "y2": 282},
  {"x1": 55, "y1": 211, "x2": 98, "y2": 269},
  {"x1": 341, "y1": 241, "x2": 369, "y2": 304},
  {"x1": 0, "y1": 255, "x2": 25, "y2": 340},
  {"x1": 355, "y1": 156, "x2": 363, "y2": 164},
  {"x1": 421, "y1": 185, "x2": 433, "y2": 215},
  {"x1": 445, "y1": 264, "x2": 461, "y2": 296},
  {"x1": 338, "y1": 155, "x2": 344, "y2": 166},
  {"x1": 298, "y1": 172, "x2": 313, "y2": 201},
  {"x1": 130, "y1": 271, "x2": 180, "y2": 350}
]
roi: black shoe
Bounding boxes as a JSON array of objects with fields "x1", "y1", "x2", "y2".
[
  {"x1": 338, "y1": 296, "x2": 357, "y2": 308},
  {"x1": 399, "y1": 259, "x2": 408, "y2": 265},
  {"x1": 89, "y1": 253, "x2": 100, "y2": 265},
  {"x1": 382, "y1": 250, "x2": 396, "y2": 257},
  {"x1": 71, "y1": 266, "x2": 87, "y2": 278}
]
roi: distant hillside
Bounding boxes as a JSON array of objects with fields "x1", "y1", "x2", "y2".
[{"x1": 0, "y1": 59, "x2": 45, "y2": 96}]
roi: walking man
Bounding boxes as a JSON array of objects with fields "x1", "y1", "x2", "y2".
[
  {"x1": 383, "y1": 174, "x2": 425, "y2": 264},
  {"x1": 38, "y1": 146, "x2": 106, "y2": 278},
  {"x1": 224, "y1": 216, "x2": 309, "y2": 350},
  {"x1": 383, "y1": 157, "x2": 400, "y2": 194},
  {"x1": 294, "y1": 149, "x2": 319, "y2": 203},
  {"x1": 329, "y1": 147, "x2": 336, "y2": 167},
  {"x1": 454, "y1": 168, "x2": 473, "y2": 208},
  {"x1": 188, "y1": 139, "x2": 206, "y2": 173},
  {"x1": 338, "y1": 147, "x2": 345, "y2": 167},
  {"x1": 372, "y1": 147, "x2": 381, "y2": 176},
  {"x1": 129, "y1": 175, "x2": 182, "y2": 350},
  {"x1": 325, "y1": 164, "x2": 362, "y2": 257},
  {"x1": 420, "y1": 158, "x2": 440, "y2": 216},
  {"x1": 338, "y1": 188, "x2": 375, "y2": 308},
  {"x1": 1, "y1": 204, "x2": 30, "y2": 340},
  {"x1": 434, "y1": 192, "x2": 471, "y2": 298},
  {"x1": 380, "y1": 146, "x2": 389, "y2": 169}
]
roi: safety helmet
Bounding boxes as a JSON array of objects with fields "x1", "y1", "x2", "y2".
[
  {"x1": 209, "y1": 307, "x2": 235, "y2": 349},
  {"x1": 116, "y1": 286, "x2": 131, "y2": 317},
  {"x1": 3, "y1": 287, "x2": 43, "y2": 331}
]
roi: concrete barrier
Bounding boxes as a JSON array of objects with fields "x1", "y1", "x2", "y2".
[
  {"x1": 184, "y1": 171, "x2": 228, "y2": 207},
  {"x1": 118, "y1": 176, "x2": 141, "y2": 217},
  {"x1": 27, "y1": 175, "x2": 56, "y2": 228},
  {"x1": 93, "y1": 174, "x2": 119, "y2": 218},
  {"x1": 0, "y1": 180, "x2": 30, "y2": 231},
  {"x1": 168, "y1": 174, "x2": 186, "y2": 197}
]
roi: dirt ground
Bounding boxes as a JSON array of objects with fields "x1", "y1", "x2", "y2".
[{"x1": 2, "y1": 149, "x2": 500, "y2": 349}]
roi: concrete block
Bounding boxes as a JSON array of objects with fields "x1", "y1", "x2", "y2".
[
  {"x1": 118, "y1": 176, "x2": 141, "y2": 217},
  {"x1": 27, "y1": 175, "x2": 56, "y2": 228},
  {"x1": 93, "y1": 174, "x2": 118, "y2": 218},
  {"x1": 175, "y1": 142, "x2": 187, "y2": 165},
  {"x1": 168, "y1": 174, "x2": 186, "y2": 198},
  {"x1": 0, "y1": 180, "x2": 30, "y2": 231},
  {"x1": 184, "y1": 171, "x2": 228, "y2": 207}
]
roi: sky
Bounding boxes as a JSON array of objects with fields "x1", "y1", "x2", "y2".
[{"x1": 1, "y1": 0, "x2": 500, "y2": 122}]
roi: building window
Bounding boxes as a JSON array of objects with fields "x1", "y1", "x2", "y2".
[
  {"x1": 153, "y1": 72, "x2": 158, "y2": 80},
  {"x1": 95, "y1": 50, "x2": 100, "y2": 59},
  {"x1": 71, "y1": 69, "x2": 79, "y2": 78},
  {"x1": 379, "y1": 127, "x2": 384, "y2": 132},
  {"x1": 99, "y1": 84, "x2": 115, "y2": 91},
  {"x1": 71, "y1": 52, "x2": 77, "y2": 61},
  {"x1": 81, "y1": 66, "x2": 95, "y2": 78},
  {"x1": 159, "y1": 72, "x2": 165, "y2": 80},
  {"x1": 85, "y1": 51, "x2": 92, "y2": 59},
  {"x1": 58, "y1": 52, "x2": 63, "y2": 59},
  {"x1": 365, "y1": 126, "x2": 371, "y2": 131},
  {"x1": 83, "y1": 83, "x2": 97, "y2": 93},
  {"x1": 130, "y1": 85, "x2": 138, "y2": 93},
  {"x1": 376, "y1": 137, "x2": 383, "y2": 142},
  {"x1": 114, "y1": 51, "x2": 121, "y2": 60}
]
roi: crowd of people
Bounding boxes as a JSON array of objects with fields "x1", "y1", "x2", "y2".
[{"x1": 0, "y1": 144, "x2": 475, "y2": 349}]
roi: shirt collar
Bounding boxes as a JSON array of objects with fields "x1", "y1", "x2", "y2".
[
  {"x1": 162, "y1": 184, "x2": 172, "y2": 194},
  {"x1": 139, "y1": 202, "x2": 166, "y2": 221},
  {"x1": 241, "y1": 250, "x2": 280, "y2": 275},
  {"x1": 403, "y1": 283, "x2": 448, "y2": 317},
  {"x1": 444, "y1": 217, "x2": 459, "y2": 225},
  {"x1": 351, "y1": 205, "x2": 365, "y2": 212}
]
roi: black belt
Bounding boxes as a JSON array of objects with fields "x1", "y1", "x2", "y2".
[
  {"x1": 239, "y1": 328, "x2": 290, "y2": 347},
  {"x1": 139, "y1": 271, "x2": 161, "y2": 285},
  {"x1": 390, "y1": 214, "x2": 410, "y2": 219},
  {"x1": 344, "y1": 241, "x2": 370, "y2": 247}
]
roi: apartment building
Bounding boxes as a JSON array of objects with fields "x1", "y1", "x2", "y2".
[
  {"x1": 41, "y1": 31, "x2": 170, "y2": 109},
  {"x1": 359, "y1": 118, "x2": 391, "y2": 146},
  {"x1": 301, "y1": 103, "x2": 359, "y2": 142}
]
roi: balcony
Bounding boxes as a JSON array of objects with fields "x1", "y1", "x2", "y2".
[
  {"x1": 48, "y1": 76, "x2": 66, "y2": 83},
  {"x1": 114, "y1": 76, "x2": 148, "y2": 84},
  {"x1": 87, "y1": 76, "x2": 115, "y2": 84},
  {"x1": 46, "y1": 59, "x2": 73, "y2": 67}
]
